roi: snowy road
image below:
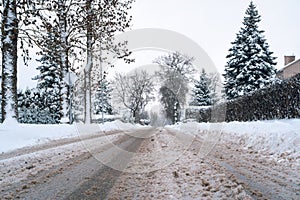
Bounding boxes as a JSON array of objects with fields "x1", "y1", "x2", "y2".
[
  {"x1": 0, "y1": 127, "x2": 299, "y2": 199},
  {"x1": 208, "y1": 140, "x2": 299, "y2": 199}
]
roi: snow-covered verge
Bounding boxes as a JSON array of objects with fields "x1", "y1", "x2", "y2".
[
  {"x1": 170, "y1": 119, "x2": 300, "y2": 161},
  {"x1": 98, "y1": 120, "x2": 142, "y2": 132},
  {"x1": 0, "y1": 120, "x2": 139, "y2": 154},
  {"x1": 0, "y1": 123, "x2": 77, "y2": 154}
]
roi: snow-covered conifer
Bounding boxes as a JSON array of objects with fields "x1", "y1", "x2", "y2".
[
  {"x1": 224, "y1": 1, "x2": 277, "y2": 99},
  {"x1": 93, "y1": 75, "x2": 112, "y2": 115},
  {"x1": 32, "y1": 26, "x2": 62, "y2": 124},
  {"x1": 190, "y1": 69, "x2": 211, "y2": 106}
]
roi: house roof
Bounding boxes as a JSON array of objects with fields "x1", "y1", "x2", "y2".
[{"x1": 278, "y1": 58, "x2": 300, "y2": 73}]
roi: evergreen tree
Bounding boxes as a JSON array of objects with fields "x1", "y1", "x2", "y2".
[
  {"x1": 18, "y1": 88, "x2": 62, "y2": 124},
  {"x1": 93, "y1": 74, "x2": 112, "y2": 115},
  {"x1": 207, "y1": 72, "x2": 221, "y2": 104},
  {"x1": 32, "y1": 27, "x2": 63, "y2": 124},
  {"x1": 18, "y1": 89, "x2": 43, "y2": 124},
  {"x1": 224, "y1": 1, "x2": 277, "y2": 99},
  {"x1": 18, "y1": 89, "x2": 34, "y2": 123},
  {"x1": 190, "y1": 69, "x2": 211, "y2": 106}
]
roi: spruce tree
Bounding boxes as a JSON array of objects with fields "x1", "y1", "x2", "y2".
[
  {"x1": 18, "y1": 89, "x2": 58, "y2": 124},
  {"x1": 18, "y1": 89, "x2": 34, "y2": 123},
  {"x1": 224, "y1": 1, "x2": 277, "y2": 99},
  {"x1": 207, "y1": 72, "x2": 221, "y2": 104},
  {"x1": 32, "y1": 27, "x2": 62, "y2": 123},
  {"x1": 93, "y1": 75, "x2": 112, "y2": 115},
  {"x1": 190, "y1": 69, "x2": 211, "y2": 106}
]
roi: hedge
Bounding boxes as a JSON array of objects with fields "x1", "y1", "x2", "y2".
[{"x1": 187, "y1": 74, "x2": 300, "y2": 122}]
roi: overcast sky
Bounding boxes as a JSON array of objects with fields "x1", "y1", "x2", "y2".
[
  {"x1": 129, "y1": 0, "x2": 300, "y2": 72},
  {"x1": 19, "y1": 0, "x2": 300, "y2": 89}
]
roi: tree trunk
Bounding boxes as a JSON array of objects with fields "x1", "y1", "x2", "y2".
[
  {"x1": 1, "y1": 0, "x2": 18, "y2": 122},
  {"x1": 58, "y1": 0, "x2": 70, "y2": 123},
  {"x1": 83, "y1": 69, "x2": 92, "y2": 124},
  {"x1": 133, "y1": 109, "x2": 140, "y2": 124},
  {"x1": 83, "y1": 0, "x2": 93, "y2": 124}
]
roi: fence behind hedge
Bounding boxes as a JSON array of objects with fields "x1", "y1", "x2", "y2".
[{"x1": 186, "y1": 74, "x2": 300, "y2": 122}]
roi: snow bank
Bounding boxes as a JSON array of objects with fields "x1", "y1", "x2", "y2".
[
  {"x1": 0, "y1": 120, "x2": 139, "y2": 154},
  {"x1": 99, "y1": 120, "x2": 140, "y2": 131},
  {"x1": 171, "y1": 119, "x2": 300, "y2": 160},
  {"x1": 218, "y1": 120, "x2": 300, "y2": 158},
  {"x1": 0, "y1": 123, "x2": 77, "y2": 153}
]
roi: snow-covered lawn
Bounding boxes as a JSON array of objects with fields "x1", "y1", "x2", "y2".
[
  {"x1": 0, "y1": 120, "x2": 138, "y2": 154},
  {"x1": 171, "y1": 119, "x2": 300, "y2": 162},
  {"x1": 0, "y1": 123, "x2": 77, "y2": 154}
]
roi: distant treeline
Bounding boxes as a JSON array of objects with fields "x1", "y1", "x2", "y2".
[{"x1": 186, "y1": 74, "x2": 300, "y2": 122}]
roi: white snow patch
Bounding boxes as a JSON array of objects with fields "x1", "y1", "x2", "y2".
[
  {"x1": 0, "y1": 120, "x2": 140, "y2": 153},
  {"x1": 0, "y1": 124, "x2": 77, "y2": 153},
  {"x1": 170, "y1": 119, "x2": 300, "y2": 161},
  {"x1": 99, "y1": 120, "x2": 141, "y2": 132}
]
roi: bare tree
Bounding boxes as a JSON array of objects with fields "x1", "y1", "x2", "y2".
[
  {"x1": 82, "y1": 0, "x2": 134, "y2": 124},
  {"x1": 0, "y1": 0, "x2": 133, "y2": 123},
  {"x1": 154, "y1": 51, "x2": 195, "y2": 124},
  {"x1": 18, "y1": 0, "x2": 133, "y2": 124},
  {"x1": 113, "y1": 70, "x2": 154, "y2": 123}
]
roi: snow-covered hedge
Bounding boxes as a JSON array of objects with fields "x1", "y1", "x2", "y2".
[{"x1": 194, "y1": 74, "x2": 300, "y2": 122}]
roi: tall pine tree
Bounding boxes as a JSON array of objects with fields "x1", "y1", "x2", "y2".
[
  {"x1": 190, "y1": 69, "x2": 211, "y2": 106},
  {"x1": 224, "y1": 1, "x2": 277, "y2": 99}
]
